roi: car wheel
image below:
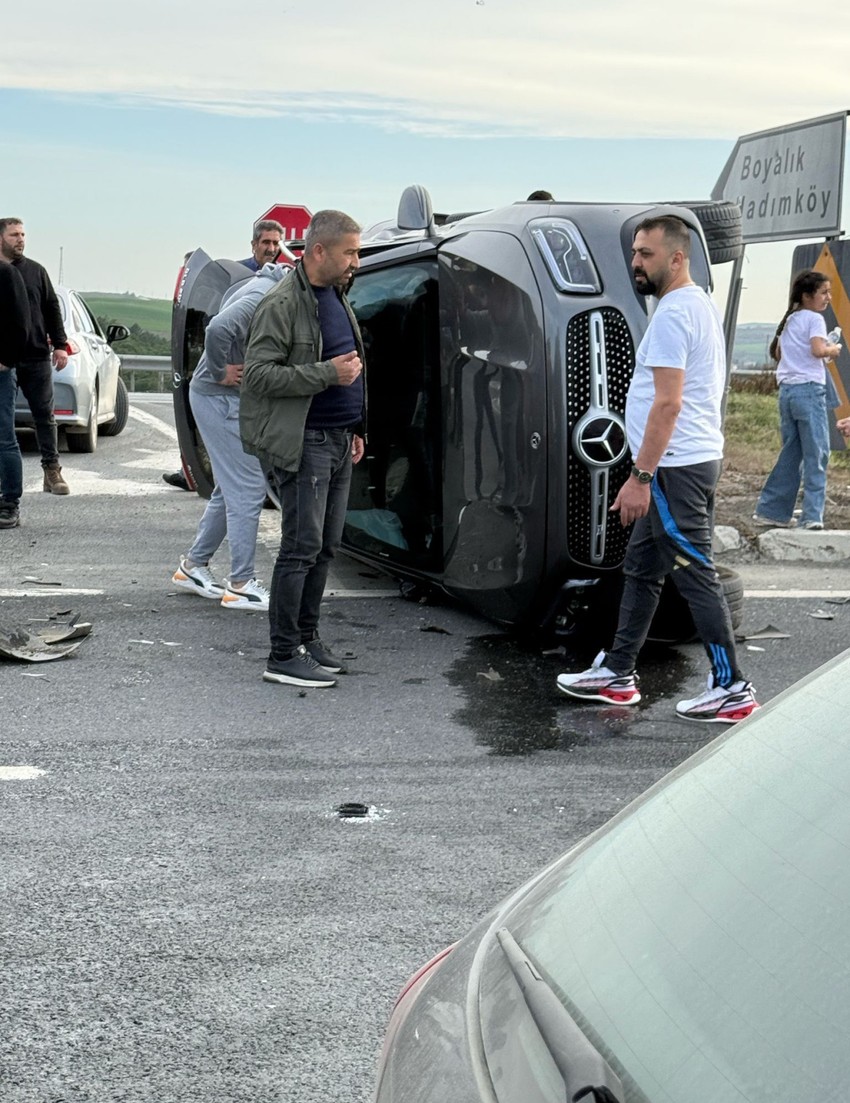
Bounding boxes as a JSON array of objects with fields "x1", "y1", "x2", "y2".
[
  {"x1": 66, "y1": 386, "x2": 98, "y2": 453},
  {"x1": 668, "y1": 200, "x2": 744, "y2": 264},
  {"x1": 648, "y1": 565, "x2": 744, "y2": 644},
  {"x1": 100, "y1": 376, "x2": 129, "y2": 437}
]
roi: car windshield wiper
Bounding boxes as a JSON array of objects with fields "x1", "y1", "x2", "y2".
[{"x1": 496, "y1": 927, "x2": 624, "y2": 1103}]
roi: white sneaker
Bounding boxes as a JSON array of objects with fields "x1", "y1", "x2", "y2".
[
  {"x1": 556, "y1": 650, "x2": 641, "y2": 705},
  {"x1": 676, "y1": 677, "x2": 760, "y2": 724},
  {"x1": 220, "y1": 578, "x2": 270, "y2": 611},
  {"x1": 171, "y1": 556, "x2": 225, "y2": 599}
]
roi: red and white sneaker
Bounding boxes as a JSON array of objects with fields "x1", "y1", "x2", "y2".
[
  {"x1": 556, "y1": 651, "x2": 641, "y2": 705},
  {"x1": 676, "y1": 678, "x2": 759, "y2": 724}
]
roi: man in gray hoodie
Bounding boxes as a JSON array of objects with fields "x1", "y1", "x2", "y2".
[{"x1": 171, "y1": 261, "x2": 292, "y2": 608}]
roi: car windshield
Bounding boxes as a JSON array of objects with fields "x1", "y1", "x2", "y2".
[{"x1": 503, "y1": 649, "x2": 850, "y2": 1103}]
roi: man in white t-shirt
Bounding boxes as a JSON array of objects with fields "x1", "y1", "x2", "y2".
[{"x1": 558, "y1": 215, "x2": 759, "y2": 724}]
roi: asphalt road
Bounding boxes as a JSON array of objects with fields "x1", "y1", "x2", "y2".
[{"x1": 2, "y1": 397, "x2": 849, "y2": 1102}]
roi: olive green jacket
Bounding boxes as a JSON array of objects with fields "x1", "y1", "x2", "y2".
[{"x1": 239, "y1": 262, "x2": 365, "y2": 472}]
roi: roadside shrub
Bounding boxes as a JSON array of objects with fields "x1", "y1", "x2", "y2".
[{"x1": 729, "y1": 366, "x2": 777, "y2": 395}]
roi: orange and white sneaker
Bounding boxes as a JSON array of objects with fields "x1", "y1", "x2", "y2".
[
  {"x1": 676, "y1": 678, "x2": 759, "y2": 724},
  {"x1": 171, "y1": 556, "x2": 225, "y2": 599},
  {"x1": 556, "y1": 651, "x2": 641, "y2": 705},
  {"x1": 220, "y1": 578, "x2": 270, "y2": 611}
]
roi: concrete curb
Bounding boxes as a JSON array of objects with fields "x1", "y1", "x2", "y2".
[
  {"x1": 713, "y1": 524, "x2": 850, "y2": 562},
  {"x1": 756, "y1": 528, "x2": 850, "y2": 562}
]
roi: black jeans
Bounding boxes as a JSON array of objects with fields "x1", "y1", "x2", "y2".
[
  {"x1": 267, "y1": 428, "x2": 353, "y2": 659},
  {"x1": 606, "y1": 460, "x2": 743, "y2": 688},
  {"x1": 15, "y1": 359, "x2": 59, "y2": 467}
]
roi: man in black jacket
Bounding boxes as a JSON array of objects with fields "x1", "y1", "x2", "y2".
[
  {"x1": 0, "y1": 218, "x2": 70, "y2": 494},
  {"x1": 0, "y1": 257, "x2": 32, "y2": 527}
]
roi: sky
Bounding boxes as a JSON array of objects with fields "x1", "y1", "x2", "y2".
[{"x1": 2, "y1": 0, "x2": 850, "y2": 322}]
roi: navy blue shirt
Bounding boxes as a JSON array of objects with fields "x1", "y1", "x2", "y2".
[{"x1": 306, "y1": 284, "x2": 364, "y2": 429}]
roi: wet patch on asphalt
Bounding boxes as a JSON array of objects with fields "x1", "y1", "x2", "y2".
[{"x1": 447, "y1": 634, "x2": 699, "y2": 756}]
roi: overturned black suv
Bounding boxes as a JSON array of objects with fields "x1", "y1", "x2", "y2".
[{"x1": 171, "y1": 188, "x2": 743, "y2": 638}]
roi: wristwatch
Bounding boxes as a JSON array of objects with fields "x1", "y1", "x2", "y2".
[{"x1": 631, "y1": 465, "x2": 654, "y2": 484}]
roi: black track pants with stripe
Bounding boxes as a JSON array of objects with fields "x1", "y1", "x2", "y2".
[{"x1": 605, "y1": 459, "x2": 743, "y2": 688}]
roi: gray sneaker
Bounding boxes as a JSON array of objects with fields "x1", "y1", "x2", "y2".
[
  {"x1": 0, "y1": 503, "x2": 20, "y2": 529},
  {"x1": 303, "y1": 637, "x2": 347, "y2": 674},
  {"x1": 263, "y1": 645, "x2": 337, "y2": 688}
]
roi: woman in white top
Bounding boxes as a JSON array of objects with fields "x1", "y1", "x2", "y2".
[{"x1": 753, "y1": 269, "x2": 841, "y2": 529}]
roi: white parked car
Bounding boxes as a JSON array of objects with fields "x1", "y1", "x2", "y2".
[{"x1": 15, "y1": 287, "x2": 130, "y2": 453}]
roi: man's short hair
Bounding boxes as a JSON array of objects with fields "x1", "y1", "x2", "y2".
[
  {"x1": 527, "y1": 190, "x2": 554, "y2": 201},
  {"x1": 304, "y1": 210, "x2": 361, "y2": 253},
  {"x1": 252, "y1": 219, "x2": 284, "y2": 242},
  {"x1": 0, "y1": 217, "x2": 23, "y2": 235},
  {"x1": 634, "y1": 215, "x2": 691, "y2": 258}
]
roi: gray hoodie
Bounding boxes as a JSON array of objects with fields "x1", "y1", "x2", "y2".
[{"x1": 190, "y1": 262, "x2": 292, "y2": 396}]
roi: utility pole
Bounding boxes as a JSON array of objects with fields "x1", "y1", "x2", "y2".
[{"x1": 58, "y1": 246, "x2": 64, "y2": 286}]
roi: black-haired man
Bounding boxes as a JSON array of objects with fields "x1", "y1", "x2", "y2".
[
  {"x1": 0, "y1": 217, "x2": 70, "y2": 495},
  {"x1": 558, "y1": 216, "x2": 758, "y2": 724},
  {"x1": 0, "y1": 255, "x2": 31, "y2": 528}
]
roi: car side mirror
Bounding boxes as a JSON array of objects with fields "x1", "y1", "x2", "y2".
[{"x1": 106, "y1": 324, "x2": 130, "y2": 344}]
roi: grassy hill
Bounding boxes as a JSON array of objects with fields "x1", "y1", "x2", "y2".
[
  {"x1": 733, "y1": 322, "x2": 774, "y2": 368},
  {"x1": 81, "y1": 292, "x2": 171, "y2": 338}
]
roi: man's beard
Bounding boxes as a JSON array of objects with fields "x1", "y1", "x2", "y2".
[{"x1": 633, "y1": 269, "x2": 658, "y2": 297}]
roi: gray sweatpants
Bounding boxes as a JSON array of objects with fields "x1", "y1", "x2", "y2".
[
  {"x1": 186, "y1": 389, "x2": 267, "y2": 582},
  {"x1": 605, "y1": 459, "x2": 743, "y2": 688}
]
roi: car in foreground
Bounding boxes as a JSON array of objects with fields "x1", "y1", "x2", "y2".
[
  {"x1": 15, "y1": 286, "x2": 130, "y2": 453},
  {"x1": 375, "y1": 645, "x2": 850, "y2": 1103}
]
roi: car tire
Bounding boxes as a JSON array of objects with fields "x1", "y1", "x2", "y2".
[
  {"x1": 67, "y1": 386, "x2": 98, "y2": 454},
  {"x1": 101, "y1": 376, "x2": 129, "y2": 437},
  {"x1": 647, "y1": 565, "x2": 744, "y2": 645},
  {"x1": 668, "y1": 200, "x2": 743, "y2": 264}
]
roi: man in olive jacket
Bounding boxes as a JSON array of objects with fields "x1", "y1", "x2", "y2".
[{"x1": 241, "y1": 209, "x2": 364, "y2": 689}]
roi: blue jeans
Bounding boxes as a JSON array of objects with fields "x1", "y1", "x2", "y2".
[
  {"x1": 0, "y1": 367, "x2": 23, "y2": 505},
  {"x1": 14, "y1": 359, "x2": 59, "y2": 467},
  {"x1": 756, "y1": 382, "x2": 829, "y2": 525},
  {"x1": 185, "y1": 389, "x2": 267, "y2": 582},
  {"x1": 267, "y1": 428, "x2": 353, "y2": 658}
]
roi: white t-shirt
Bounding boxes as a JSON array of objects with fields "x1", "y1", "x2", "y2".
[
  {"x1": 776, "y1": 309, "x2": 827, "y2": 385},
  {"x1": 626, "y1": 284, "x2": 726, "y2": 467}
]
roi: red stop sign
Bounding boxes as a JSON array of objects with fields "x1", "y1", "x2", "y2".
[{"x1": 257, "y1": 204, "x2": 312, "y2": 240}]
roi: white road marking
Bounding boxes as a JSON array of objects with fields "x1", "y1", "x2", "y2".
[
  {"x1": 128, "y1": 405, "x2": 179, "y2": 442},
  {"x1": 745, "y1": 589, "x2": 850, "y2": 599},
  {"x1": 0, "y1": 766, "x2": 46, "y2": 780},
  {"x1": 0, "y1": 588, "x2": 104, "y2": 597},
  {"x1": 324, "y1": 589, "x2": 397, "y2": 599},
  {"x1": 24, "y1": 468, "x2": 171, "y2": 496}
]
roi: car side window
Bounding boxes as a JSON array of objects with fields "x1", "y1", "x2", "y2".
[
  {"x1": 345, "y1": 260, "x2": 441, "y2": 566},
  {"x1": 70, "y1": 294, "x2": 94, "y2": 336},
  {"x1": 77, "y1": 295, "x2": 106, "y2": 339}
]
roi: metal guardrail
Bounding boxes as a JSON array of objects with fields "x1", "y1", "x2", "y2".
[
  {"x1": 119, "y1": 354, "x2": 172, "y2": 392},
  {"x1": 119, "y1": 352, "x2": 772, "y2": 389}
]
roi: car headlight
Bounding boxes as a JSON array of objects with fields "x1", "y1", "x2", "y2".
[{"x1": 531, "y1": 219, "x2": 601, "y2": 294}]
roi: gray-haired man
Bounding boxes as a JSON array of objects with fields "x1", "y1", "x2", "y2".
[
  {"x1": 241, "y1": 210, "x2": 364, "y2": 688},
  {"x1": 239, "y1": 220, "x2": 285, "y2": 272}
]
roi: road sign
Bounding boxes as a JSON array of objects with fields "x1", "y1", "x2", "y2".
[
  {"x1": 712, "y1": 112, "x2": 847, "y2": 244},
  {"x1": 257, "y1": 204, "x2": 312, "y2": 241}
]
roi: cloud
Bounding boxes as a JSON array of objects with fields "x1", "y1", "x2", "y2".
[{"x1": 5, "y1": 0, "x2": 849, "y2": 139}]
